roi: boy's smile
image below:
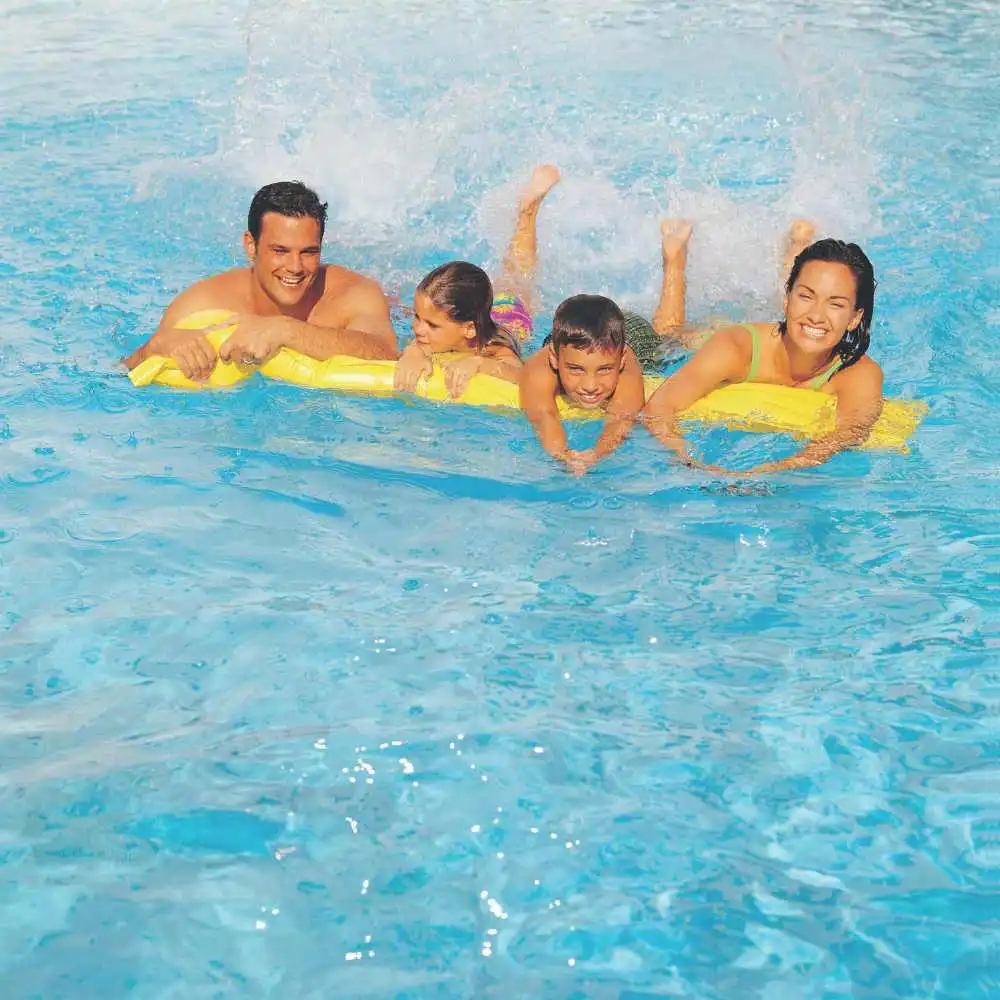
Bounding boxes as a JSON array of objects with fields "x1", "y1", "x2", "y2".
[{"x1": 550, "y1": 344, "x2": 625, "y2": 409}]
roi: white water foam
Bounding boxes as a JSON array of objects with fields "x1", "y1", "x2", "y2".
[{"x1": 11, "y1": 0, "x2": 886, "y2": 320}]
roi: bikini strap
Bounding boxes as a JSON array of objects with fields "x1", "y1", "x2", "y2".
[
  {"x1": 740, "y1": 323, "x2": 761, "y2": 382},
  {"x1": 806, "y1": 357, "x2": 843, "y2": 389}
]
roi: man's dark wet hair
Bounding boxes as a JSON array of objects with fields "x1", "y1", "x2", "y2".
[
  {"x1": 779, "y1": 238, "x2": 876, "y2": 371},
  {"x1": 247, "y1": 181, "x2": 328, "y2": 242},
  {"x1": 549, "y1": 294, "x2": 626, "y2": 355}
]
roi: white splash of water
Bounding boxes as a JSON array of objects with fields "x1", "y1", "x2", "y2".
[{"x1": 135, "y1": 0, "x2": 884, "y2": 321}]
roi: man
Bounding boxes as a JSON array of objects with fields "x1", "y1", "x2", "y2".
[{"x1": 125, "y1": 181, "x2": 396, "y2": 379}]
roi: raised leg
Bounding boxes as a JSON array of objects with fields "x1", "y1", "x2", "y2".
[
  {"x1": 652, "y1": 219, "x2": 707, "y2": 348},
  {"x1": 495, "y1": 164, "x2": 561, "y2": 313},
  {"x1": 782, "y1": 219, "x2": 816, "y2": 285}
]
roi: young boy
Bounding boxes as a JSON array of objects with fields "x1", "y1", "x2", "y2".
[
  {"x1": 518, "y1": 220, "x2": 694, "y2": 475},
  {"x1": 518, "y1": 295, "x2": 651, "y2": 475}
]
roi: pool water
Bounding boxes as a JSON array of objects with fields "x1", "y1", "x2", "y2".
[{"x1": 1, "y1": 1, "x2": 998, "y2": 997}]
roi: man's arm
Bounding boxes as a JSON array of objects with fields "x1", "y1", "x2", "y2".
[
  {"x1": 218, "y1": 279, "x2": 397, "y2": 363},
  {"x1": 519, "y1": 349, "x2": 569, "y2": 460},
  {"x1": 122, "y1": 280, "x2": 224, "y2": 379},
  {"x1": 304, "y1": 277, "x2": 397, "y2": 358}
]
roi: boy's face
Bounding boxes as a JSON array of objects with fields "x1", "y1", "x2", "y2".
[{"x1": 549, "y1": 344, "x2": 625, "y2": 409}]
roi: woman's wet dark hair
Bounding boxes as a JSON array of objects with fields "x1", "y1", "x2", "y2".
[
  {"x1": 248, "y1": 181, "x2": 328, "y2": 241},
  {"x1": 550, "y1": 294, "x2": 625, "y2": 355},
  {"x1": 780, "y1": 238, "x2": 876, "y2": 370},
  {"x1": 418, "y1": 262, "x2": 507, "y2": 354}
]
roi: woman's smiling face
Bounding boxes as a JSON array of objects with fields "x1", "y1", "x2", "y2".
[{"x1": 783, "y1": 259, "x2": 864, "y2": 357}]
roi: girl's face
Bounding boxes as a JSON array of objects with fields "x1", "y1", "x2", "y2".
[
  {"x1": 783, "y1": 260, "x2": 864, "y2": 357},
  {"x1": 412, "y1": 291, "x2": 476, "y2": 354}
]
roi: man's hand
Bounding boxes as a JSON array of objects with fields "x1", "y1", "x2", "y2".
[
  {"x1": 442, "y1": 356, "x2": 482, "y2": 399},
  {"x1": 216, "y1": 315, "x2": 292, "y2": 365},
  {"x1": 148, "y1": 329, "x2": 218, "y2": 381},
  {"x1": 393, "y1": 342, "x2": 433, "y2": 392}
]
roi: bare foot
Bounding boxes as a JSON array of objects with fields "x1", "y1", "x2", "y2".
[
  {"x1": 660, "y1": 219, "x2": 694, "y2": 261},
  {"x1": 785, "y1": 219, "x2": 816, "y2": 262},
  {"x1": 519, "y1": 164, "x2": 561, "y2": 211}
]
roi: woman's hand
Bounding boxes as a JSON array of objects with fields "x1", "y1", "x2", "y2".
[
  {"x1": 393, "y1": 342, "x2": 433, "y2": 392},
  {"x1": 442, "y1": 355, "x2": 483, "y2": 399}
]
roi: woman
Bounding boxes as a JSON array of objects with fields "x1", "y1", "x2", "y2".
[{"x1": 643, "y1": 226, "x2": 883, "y2": 475}]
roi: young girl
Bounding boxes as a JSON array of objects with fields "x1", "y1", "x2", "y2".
[
  {"x1": 393, "y1": 164, "x2": 560, "y2": 399},
  {"x1": 643, "y1": 221, "x2": 884, "y2": 475}
]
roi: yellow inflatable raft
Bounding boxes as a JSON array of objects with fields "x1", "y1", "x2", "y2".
[{"x1": 128, "y1": 310, "x2": 927, "y2": 451}]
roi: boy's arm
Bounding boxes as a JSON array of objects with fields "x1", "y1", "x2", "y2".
[
  {"x1": 583, "y1": 349, "x2": 646, "y2": 466},
  {"x1": 519, "y1": 349, "x2": 569, "y2": 460}
]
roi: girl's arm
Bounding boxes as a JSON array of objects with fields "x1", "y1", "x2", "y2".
[
  {"x1": 477, "y1": 345, "x2": 523, "y2": 382},
  {"x1": 440, "y1": 346, "x2": 522, "y2": 398},
  {"x1": 393, "y1": 340, "x2": 433, "y2": 391}
]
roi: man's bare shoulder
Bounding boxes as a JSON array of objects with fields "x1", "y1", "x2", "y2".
[
  {"x1": 319, "y1": 263, "x2": 383, "y2": 299},
  {"x1": 152, "y1": 269, "x2": 253, "y2": 337},
  {"x1": 312, "y1": 264, "x2": 389, "y2": 325},
  {"x1": 169, "y1": 268, "x2": 254, "y2": 315}
]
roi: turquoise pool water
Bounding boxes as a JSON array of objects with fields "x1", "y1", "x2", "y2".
[{"x1": 1, "y1": 1, "x2": 998, "y2": 996}]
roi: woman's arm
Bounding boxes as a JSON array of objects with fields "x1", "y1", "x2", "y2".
[
  {"x1": 641, "y1": 328, "x2": 748, "y2": 464},
  {"x1": 741, "y1": 359, "x2": 884, "y2": 474}
]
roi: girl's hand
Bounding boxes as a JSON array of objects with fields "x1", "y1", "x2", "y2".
[
  {"x1": 393, "y1": 342, "x2": 433, "y2": 392},
  {"x1": 442, "y1": 355, "x2": 482, "y2": 399}
]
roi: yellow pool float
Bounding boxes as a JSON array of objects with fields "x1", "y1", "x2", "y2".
[{"x1": 128, "y1": 310, "x2": 927, "y2": 451}]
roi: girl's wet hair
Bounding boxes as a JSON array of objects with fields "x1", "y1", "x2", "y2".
[
  {"x1": 780, "y1": 238, "x2": 876, "y2": 370},
  {"x1": 418, "y1": 262, "x2": 507, "y2": 354},
  {"x1": 550, "y1": 294, "x2": 625, "y2": 355}
]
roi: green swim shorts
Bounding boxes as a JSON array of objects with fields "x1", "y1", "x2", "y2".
[{"x1": 623, "y1": 312, "x2": 665, "y2": 373}]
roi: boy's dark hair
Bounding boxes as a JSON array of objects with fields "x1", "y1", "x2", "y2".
[
  {"x1": 247, "y1": 181, "x2": 328, "y2": 242},
  {"x1": 779, "y1": 238, "x2": 876, "y2": 371},
  {"x1": 550, "y1": 294, "x2": 626, "y2": 355}
]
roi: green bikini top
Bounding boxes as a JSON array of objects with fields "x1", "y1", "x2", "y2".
[{"x1": 741, "y1": 323, "x2": 841, "y2": 389}]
